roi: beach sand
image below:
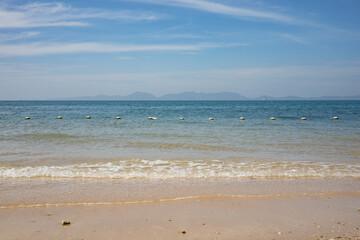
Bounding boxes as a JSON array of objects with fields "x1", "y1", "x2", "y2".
[
  {"x1": 1, "y1": 179, "x2": 360, "y2": 240},
  {"x1": 1, "y1": 194, "x2": 360, "y2": 240}
]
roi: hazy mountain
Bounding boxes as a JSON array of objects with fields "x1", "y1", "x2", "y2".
[
  {"x1": 52, "y1": 92, "x2": 360, "y2": 101},
  {"x1": 122, "y1": 92, "x2": 157, "y2": 100},
  {"x1": 159, "y1": 92, "x2": 248, "y2": 100}
]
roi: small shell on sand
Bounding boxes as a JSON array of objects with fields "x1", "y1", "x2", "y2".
[
  {"x1": 62, "y1": 220, "x2": 71, "y2": 226},
  {"x1": 181, "y1": 231, "x2": 186, "y2": 234}
]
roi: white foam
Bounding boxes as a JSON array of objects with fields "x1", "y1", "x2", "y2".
[{"x1": 0, "y1": 159, "x2": 359, "y2": 180}]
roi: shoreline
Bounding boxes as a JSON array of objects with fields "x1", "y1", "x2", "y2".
[
  {"x1": 2, "y1": 192, "x2": 360, "y2": 210},
  {"x1": 1, "y1": 178, "x2": 360, "y2": 208}
]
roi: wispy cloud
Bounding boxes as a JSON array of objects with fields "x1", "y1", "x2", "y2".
[
  {"x1": 150, "y1": 33, "x2": 206, "y2": 40},
  {"x1": 0, "y1": 31, "x2": 40, "y2": 42},
  {"x1": 0, "y1": 41, "x2": 247, "y2": 57},
  {"x1": 132, "y1": 0, "x2": 301, "y2": 24},
  {"x1": 0, "y1": 2, "x2": 160, "y2": 28},
  {"x1": 277, "y1": 33, "x2": 310, "y2": 44}
]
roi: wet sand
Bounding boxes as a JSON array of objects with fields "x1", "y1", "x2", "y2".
[
  {"x1": 1, "y1": 194, "x2": 360, "y2": 240},
  {"x1": 2, "y1": 178, "x2": 360, "y2": 207}
]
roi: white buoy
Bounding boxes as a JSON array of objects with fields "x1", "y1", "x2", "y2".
[
  {"x1": 270, "y1": 117, "x2": 276, "y2": 120},
  {"x1": 115, "y1": 116, "x2": 121, "y2": 119},
  {"x1": 85, "y1": 116, "x2": 91, "y2": 119},
  {"x1": 179, "y1": 117, "x2": 185, "y2": 120},
  {"x1": 239, "y1": 117, "x2": 245, "y2": 120},
  {"x1": 333, "y1": 116, "x2": 339, "y2": 120},
  {"x1": 148, "y1": 117, "x2": 157, "y2": 120},
  {"x1": 25, "y1": 117, "x2": 30, "y2": 120},
  {"x1": 301, "y1": 117, "x2": 307, "y2": 120},
  {"x1": 209, "y1": 117, "x2": 214, "y2": 120},
  {"x1": 57, "y1": 116, "x2": 62, "y2": 119}
]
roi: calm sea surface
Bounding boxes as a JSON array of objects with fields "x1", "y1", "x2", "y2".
[{"x1": 0, "y1": 100, "x2": 359, "y2": 179}]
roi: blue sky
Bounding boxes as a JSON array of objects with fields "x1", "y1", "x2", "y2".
[{"x1": 0, "y1": 0, "x2": 359, "y2": 99}]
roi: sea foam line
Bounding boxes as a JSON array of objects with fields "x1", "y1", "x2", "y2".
[{"x1": 1, "y1": 160, "x2": 360, "y2": 179}]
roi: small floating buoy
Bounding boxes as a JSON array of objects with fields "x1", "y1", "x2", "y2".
[
  {"x1": 25, "y1": 117, "x2": 30, "y2": 120},
  {"x1": 115, "y1": 116, "x2": 121, "y2": 119},
  {"x1": 270, "y1": 117, "x2": 276, "y2": 120},
  {"x1": 148, "y1": 117, "x2": 157, "y2": 120},
  {"x1": 333, "y1": 116, "x2": 339, "y2": 120},
  {"x1": 85, "y1": 116, "x2": 91, "y2": 119},
  {"x1": 209, "y1": 117, "x2": 214, "y2": 120},
  {"x1": 57, "y1": 116, "x2": 62, "y2": 119},
  {"x1": 301, "y1": 117, "x2": 307, "y2": 120},
  {"x1": 179, "y1": 117, "x2": 185, "y2": 120},
  {"x1": 239, "y1": 117, "x2": 245, "y2": 120}
]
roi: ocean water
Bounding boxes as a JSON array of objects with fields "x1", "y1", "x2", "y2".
[{"x1": 0, "y1": 100, "x2": 359, "y2": 180}]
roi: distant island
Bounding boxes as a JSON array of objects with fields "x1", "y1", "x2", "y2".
[{"x1": 51, "y1": 92, "x2": 360, "y2": 101}]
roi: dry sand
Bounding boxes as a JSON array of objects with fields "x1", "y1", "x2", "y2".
[{"x1": 1, "y1": 194, "x2": 360, "y2": 240}]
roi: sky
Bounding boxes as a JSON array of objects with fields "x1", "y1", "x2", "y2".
[{"x1": 0, "y1": 0, "x2": 359, "y2": 99}]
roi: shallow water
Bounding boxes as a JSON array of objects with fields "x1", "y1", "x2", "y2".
[{"x1": 0, "y1": 100, "x2": 359, "y2": 179}]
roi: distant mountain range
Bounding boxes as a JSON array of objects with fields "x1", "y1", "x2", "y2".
[{"x1": 53, "y1": 92, "x2": 360, "y2": 101}]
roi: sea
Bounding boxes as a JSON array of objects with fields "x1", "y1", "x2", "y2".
[{"x1": 0, "y1": 100, "x2": 359, "y2": 180}]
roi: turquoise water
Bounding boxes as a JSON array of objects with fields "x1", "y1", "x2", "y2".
[{"x1": 0, "y1": 100, "x2": 359, "y2": 179}]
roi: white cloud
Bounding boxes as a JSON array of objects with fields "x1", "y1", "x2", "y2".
[
  {"x1": 0, "y1": 2, "x2": 160, "y2": 28},
  {"x1": 0, "y1": 41, "x2": 247, "y2": 57},
  {"x1": 133, "y1": 0, "x2": 300, "y2": 24}
]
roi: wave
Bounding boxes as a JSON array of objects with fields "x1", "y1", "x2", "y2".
[{"x1": 0, "y1": 159, "x2": 359, "y2": 179}]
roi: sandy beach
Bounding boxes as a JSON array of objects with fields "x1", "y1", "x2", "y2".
[
  {"x1": 1, "y1": 193, "x2": 360, "y2": 240},
  {"x1": 1, "y1": 178, "x2": 360, "y2": 239}
]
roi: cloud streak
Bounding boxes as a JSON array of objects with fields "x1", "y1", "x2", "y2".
[
  {"x1": 0, "y1": 2, "x2": 160, "y2": 28},
  {"x1": 0, "y1": 31, "x2": 40, "y2": 42},
  {"x1": 277, "y1": 33, "x2": 310, "y2": 44},
  {"x1": 0, "y1": 41, "x2": 247, "y2": 57},
  {"x1": 133, "y1": 0, "x2": 300, "y2": 24}
]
